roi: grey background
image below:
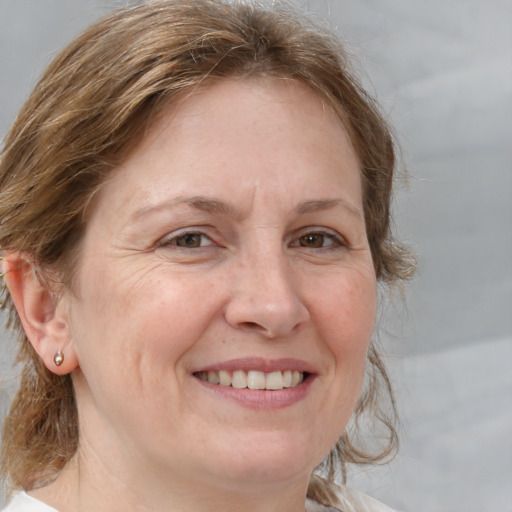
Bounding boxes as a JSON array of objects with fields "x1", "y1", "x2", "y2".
[{"x1": 1, "y1": 1, "x2": 511, "y2": 511}]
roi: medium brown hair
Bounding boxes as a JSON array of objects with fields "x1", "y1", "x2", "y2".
[{"x1": 0, "y1": 0, "x2": 415, "y2": 505}]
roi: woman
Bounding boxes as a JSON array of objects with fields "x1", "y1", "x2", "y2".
[{"x1": 0, "y1": 1, "x2": 414, "y2": 511}]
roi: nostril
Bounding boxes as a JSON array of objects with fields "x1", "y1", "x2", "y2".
[
  {"x1": 224, "y1": 286, "x2": 310, "y2": 338},
  {"x1": 241, "y1": 321, "x2": 265, "y2": 331},
  {"x1": 239, "y1": 321, "x2": 281, "y2": 338}
]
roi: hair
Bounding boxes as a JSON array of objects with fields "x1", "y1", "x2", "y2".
[{"x1": 0, "y1": 0, "x2": 415, "y2": 506}]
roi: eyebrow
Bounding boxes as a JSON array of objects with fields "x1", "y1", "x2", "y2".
[
  {"x1": 132, "y1": 195, "x2": 363, "y2": 221},
  {"x1": 295, "y1": 198, "x2": 363, "y2": 218},
  {"x1": 132, "y1": 196, "x2": 243, "y2": 221}
]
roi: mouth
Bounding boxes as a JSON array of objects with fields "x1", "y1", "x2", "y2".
[{"x1": 193, "y1": 369, "x2": 309, "y2": 391}]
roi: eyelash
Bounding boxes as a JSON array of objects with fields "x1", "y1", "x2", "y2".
[
  {"x1": 290, "y1": 229, "x2": 346, "y2": 251},
  {"x1": 156, "y1": 229, "x2": 215, "y2": 249},
  {"x1": 156, "y1": 227, "x2": 346, "y2": 253}
]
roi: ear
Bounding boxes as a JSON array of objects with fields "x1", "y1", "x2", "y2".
[{"x1": 2, "y1": 253, "x2": 78, "y2": 375}]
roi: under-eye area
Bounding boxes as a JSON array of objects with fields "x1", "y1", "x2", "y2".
[{"x1": 194, "y1": 370, "x2": 311, "y2": 390}]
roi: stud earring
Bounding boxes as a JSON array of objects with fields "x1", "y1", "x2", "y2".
[{"x1": 54, "y1": 350, "x2": 64, "y2": 366}]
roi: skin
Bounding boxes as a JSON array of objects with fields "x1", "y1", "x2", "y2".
[{"x1": 6, "y1": 78, "x2": 377, "y2": 512}]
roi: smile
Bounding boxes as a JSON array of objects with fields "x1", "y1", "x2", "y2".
[{"x1": 194, "y1": 370, "x2": 306, "y2": 391}]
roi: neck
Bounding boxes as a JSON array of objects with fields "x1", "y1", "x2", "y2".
[{"x1": 30, "y1": 448, "x2": 310, "y2": 512}]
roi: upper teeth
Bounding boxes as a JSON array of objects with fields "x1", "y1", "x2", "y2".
[{"x1": 195, "y1": 370, "x2": 304, "y2": 390}]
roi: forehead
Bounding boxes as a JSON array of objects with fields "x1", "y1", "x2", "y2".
[
  {"x1": 125, "y1": 78, "x2": 355, "y2": 170},
  {"x1": 88, "y1": 77, "x2": 362, "y2": 224}
]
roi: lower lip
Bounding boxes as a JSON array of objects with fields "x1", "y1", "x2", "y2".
[{"x1": 194, "y1": 375, "x2": 315, "y2": 410}]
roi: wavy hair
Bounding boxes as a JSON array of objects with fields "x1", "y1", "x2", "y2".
[{"x1": 0, "y1": 0, "x2": 415, "y2": 506}]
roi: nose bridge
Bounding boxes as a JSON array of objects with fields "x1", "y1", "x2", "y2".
[
  {"x1": 225, "y1": 236, "x2": 310, "y2": 337},
  {"x1": 247, "y1": 243, "x2": 293, "y2": 302}
]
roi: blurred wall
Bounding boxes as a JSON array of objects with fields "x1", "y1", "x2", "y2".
[{"x1": 1, "y1": 1, "x2": 511, "y2": 511}]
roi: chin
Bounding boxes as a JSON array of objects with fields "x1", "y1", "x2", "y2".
[{"x1": 197, "y1": 431, "x2": 324, "y2": 489}]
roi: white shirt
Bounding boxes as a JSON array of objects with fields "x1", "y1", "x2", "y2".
[
  {"x1": 2, "y1": 492, "x2": 57, "y2": 512},
  {"x1": 3, "y1": 489, "x2": 397, "y2": 512}
]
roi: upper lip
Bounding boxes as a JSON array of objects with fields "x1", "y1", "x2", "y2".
[{"x1": 192, "y1": 357, "x2": 316, "y2": 374}]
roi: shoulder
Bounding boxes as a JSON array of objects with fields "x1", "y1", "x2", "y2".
[
  {"x1": 307, "y1": 485, "x2": 399, "y2": 512},
  {"x1": 2, "y1": 492, "x2": 59, "y2": 512},
  {"x1": 337, "y1": 486, "x2": 399, "y2": 512}
]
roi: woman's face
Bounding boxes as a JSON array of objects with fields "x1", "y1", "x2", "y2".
[{"x1": 65, "y1": 78, "x2": 377, "y2": 490}]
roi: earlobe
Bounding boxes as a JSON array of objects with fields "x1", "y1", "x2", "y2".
[{"x1": 2, "y1": 253, "x2": 78, "y2": 375}]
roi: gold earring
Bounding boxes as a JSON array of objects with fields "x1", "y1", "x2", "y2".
[{"x1": 54, "y1": 350, "x2": 64, "y2": 366}]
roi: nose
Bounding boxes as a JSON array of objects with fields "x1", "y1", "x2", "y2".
[{"x1": 224, "y1": 250, "x2": 310, "y2": 338}]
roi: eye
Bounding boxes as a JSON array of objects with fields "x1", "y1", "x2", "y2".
[
  {"x1": 298, "y1": 233, "x2": 334, "y2": 248},
  {"x1": 158, "y1": 230, "x2": 214, "y2": 249},
  {"x1": 174, "y1": 233, "x2": 209, "y2": 248},
  {"x1": 291, "y1": 229, "x2": 344, "y2": 250}
]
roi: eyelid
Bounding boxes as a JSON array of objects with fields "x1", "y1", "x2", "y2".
[
  {"x1": 156, "y1": 226, "x2": 217, "y2": 248},
  {"x1": 289, "y1": 227, "x2": 347, "y2": 248}
]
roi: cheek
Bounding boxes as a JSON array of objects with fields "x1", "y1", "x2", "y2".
[
  {"x1": 302, "y1": 271, "x2": 376, "y2": 456},
  {"x1": 69, "y1": 267, "x2": 221, "y2": 432},
  {"x1": 312, "y1": 269, "x2": 377, "y2": 386},
  {"x1": 314, "y1": 269, "x2": 376, "y2": 342},
  {"x1": 73, "y1": 264, "x2": 221, "y2": 378}
]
